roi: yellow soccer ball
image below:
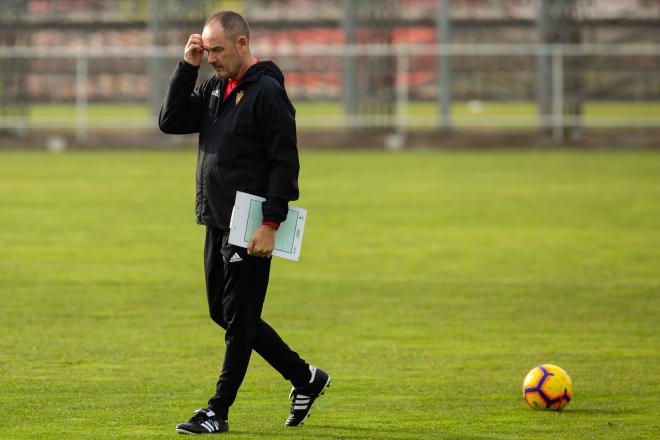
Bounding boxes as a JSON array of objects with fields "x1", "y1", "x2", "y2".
[{"x1": 523, "y1": 364, "x2": 573, "y2": 411}]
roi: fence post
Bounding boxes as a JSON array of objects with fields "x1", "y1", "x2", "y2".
[
  {"x1": 75, "y1": 51, "x2": 88, "y2": 143},
  {"x1": 437, "y1": 0, "x2": 452, "y2": 131},
  {"x1": 551, "y1": 45, "x2": 564, "y2": 143},
  {"x1": 342, "y1": 0, "x2": 358, "y2": 127},
  {"x1": 396, "y1": 52, "x2": 409, "y2": 136}
]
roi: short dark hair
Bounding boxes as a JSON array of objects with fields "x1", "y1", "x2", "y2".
[{"x1": 206, "y1": 11, "x2": 250, "y2": 41}]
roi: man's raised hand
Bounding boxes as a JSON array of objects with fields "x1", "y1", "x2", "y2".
[{"x1": 184, "y1": 34, "x2": 204, "y2": 66}]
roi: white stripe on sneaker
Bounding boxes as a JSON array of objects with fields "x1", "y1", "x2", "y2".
[
  {"x1": 293, "y1": 405, "x2": 309, "y2": 410},
  {"x1": 202, "y1": 421, "x2": 213, "y2": 432}
]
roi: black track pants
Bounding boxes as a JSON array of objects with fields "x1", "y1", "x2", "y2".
[{"x1": 203, "y1": 227, "x2": 308, "y2": 416}]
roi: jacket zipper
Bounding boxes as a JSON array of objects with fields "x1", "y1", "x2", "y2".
[{"x1": 201, "y1": 83, "x2": 223, "y2": 212}]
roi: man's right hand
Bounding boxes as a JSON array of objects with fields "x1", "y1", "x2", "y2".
[{"x1": 184, "y1": 34, "x2": 204, "y2": 66}]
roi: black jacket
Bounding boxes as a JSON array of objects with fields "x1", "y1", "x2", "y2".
[{"x1": 159, "y1": 60, "x2": 300, "y2": 229}]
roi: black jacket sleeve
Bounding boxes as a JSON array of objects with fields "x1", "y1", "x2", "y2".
[
  {"x1": 158, "y1": 61, "x2": 203, "y2": 134},
  {"x1": 257, "y1": 81, "x2": 300, "y2": 225}
]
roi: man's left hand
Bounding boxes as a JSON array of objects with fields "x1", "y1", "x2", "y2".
[{"x1": 247, "y1": 225, "x2": 276, "y2": 258}]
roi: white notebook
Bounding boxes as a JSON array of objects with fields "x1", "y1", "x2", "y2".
[{"x1": 228, "y1": 191, "x2": 307, "y2": 261}]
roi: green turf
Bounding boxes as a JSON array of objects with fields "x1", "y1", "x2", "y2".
[{"x1": 1, "y1": 150, "x2": 659, "y2": 439}]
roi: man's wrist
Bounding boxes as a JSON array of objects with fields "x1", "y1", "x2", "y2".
[
  {"x1": 262, "y1": 221, "x2": 279, "y2": 231},
  {"x1": 181, "y1": 59, "x2": 201, "y2": 69}
]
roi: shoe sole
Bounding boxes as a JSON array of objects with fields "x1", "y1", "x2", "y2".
[
  {"x1": 286, "y1": 375, "x2": 331, "y2": 427},
  {"x1": 176, "y1": 428, "x2": 228, "y2": 435}
]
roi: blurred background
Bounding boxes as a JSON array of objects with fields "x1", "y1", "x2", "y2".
[{"x1": 0, "y1": 0, "x2": 659, "y2": 148}]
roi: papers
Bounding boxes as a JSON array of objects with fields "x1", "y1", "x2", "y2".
[{"x1": 228, "y1": 191, "x2": 307, "y2": 261}]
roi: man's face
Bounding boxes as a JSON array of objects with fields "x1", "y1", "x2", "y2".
[{"x1": 202, "y1": 21, "x2": 241, "y2": 80}]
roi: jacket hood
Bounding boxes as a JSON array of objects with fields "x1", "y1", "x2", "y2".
[{"x1": 241, "y1": 61, "x2": 285, "y2": 87}]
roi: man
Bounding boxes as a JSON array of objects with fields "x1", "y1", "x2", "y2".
[{"x1": 159, "y1": 11, "x2": 330, "y2": 435}]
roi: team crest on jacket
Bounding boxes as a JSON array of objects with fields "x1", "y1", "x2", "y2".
[{"x1": 236, "y1": 90, "x2": 244, "y2": 105}]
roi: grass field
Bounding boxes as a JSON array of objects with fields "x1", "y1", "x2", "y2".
[
  {"x1": 25, "y1": 101, "x2": 660, "y2": 130},
  {"x1": 1, "y1": 150, "x2": 659, "y2": 439}
]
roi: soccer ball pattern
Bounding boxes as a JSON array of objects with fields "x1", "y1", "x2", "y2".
[{"x1": 523, "y1": 364, "x2": 573, "y2": 411}]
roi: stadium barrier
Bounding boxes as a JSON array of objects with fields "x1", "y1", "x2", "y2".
[{"x1": 1, "y1": 43, "x2": 659, "y2": 144}]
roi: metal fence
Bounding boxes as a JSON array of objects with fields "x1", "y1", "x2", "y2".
[{"x1": 1, "y1": 42, "x2": 659, "y2": 143}]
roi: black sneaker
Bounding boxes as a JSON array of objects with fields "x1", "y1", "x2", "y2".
[
  {"x1": 285, "y1": 365, "x2": 331, "y2": 426},
  {"x1": 175, "y1": 408, "x2": 228, "y2": 434}
]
